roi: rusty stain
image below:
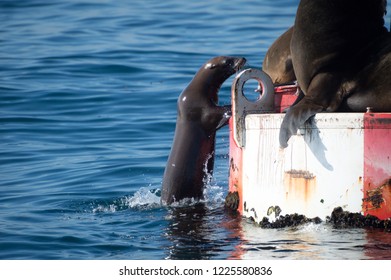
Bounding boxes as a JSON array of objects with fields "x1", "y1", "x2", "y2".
[
  {"x1": 284, "y1": 171, "x2": 317, "y2": 203},
  {"x1": 230, "y1": 157, "x2": 238, "y2": 172},
  {"x1": 364, "y1": 188, "x2": 384, "y2": 210},
  {"x1": 363, "y1": 178, "x2": 391, "y2": 211},
  {"x1": 364, "y1": 115, "x2": 391, "y2": 128},
  {"x1": 285, "y1": 169, "x2": 315, "y2": 179}
]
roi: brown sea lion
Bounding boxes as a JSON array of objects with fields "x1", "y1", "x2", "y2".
[
  {"x1": 262, "y1": 26, "x2": 296, "y2": 85},
  {"x1": 280, "y1": 0, "x2": 391, "y2": 148},
  {"x1": 161, "y1": 56, "x2": 246, "y2": 205}
]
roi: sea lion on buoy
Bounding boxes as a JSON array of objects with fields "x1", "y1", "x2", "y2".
[
  {"x1": 279, "y1": 0, "x2": 391, "y2": 148},
  {"x1": 339, "y1": 38, "x2": 391, "y2": 112},
  {"x1": 262, "y1": 26, "x2": 304, "y2": 109},
  {"x1": 263, "y1": 26, "x2": 296, "y2": 85},
  {"x1": 161, "y1": 56, "x2": 246, "y2": 205}
]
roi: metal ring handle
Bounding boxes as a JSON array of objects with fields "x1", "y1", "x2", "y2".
[{"x1": 231, "y1": 68, "x2": 275, "y2": 147}]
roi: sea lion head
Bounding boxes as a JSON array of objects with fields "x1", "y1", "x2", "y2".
[{"x1": 197, "y1": 56, "x2": 246, "y2": 99}]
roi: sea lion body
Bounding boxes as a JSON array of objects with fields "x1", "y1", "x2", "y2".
[
  {"x1": 280, "y1": 0, "x2": 391, "y2": 147},
  {"x1": 161, "y1": 56, "x2": 246, "y2": 205},
  {"x1": 263, "y1": 26, "x2": 296, "y2": 85}
]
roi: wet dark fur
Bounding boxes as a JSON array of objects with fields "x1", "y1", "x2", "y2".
[
  {"x1": 279, "y1": 0, "x2": 391, "y2": 147},
  {"x1": 161, "y1": 56, "x2": 246, "y2": 205}
]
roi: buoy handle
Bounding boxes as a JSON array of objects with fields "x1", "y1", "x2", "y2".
[{"x1": 231, "y1": 68, "x2": 275, "y2": 147}]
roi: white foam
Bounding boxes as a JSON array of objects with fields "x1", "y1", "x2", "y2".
[
  {"x1": 92, "y1": 176, "x2": 226, "y2": 213},
  {"x1": 92, "y1": 203, "x2": 117, "y2": 213},
  {"x1": 203, "y1": 184, "x2": 225, "y2": 207},
  {"x1": 125, "y1": 187, "x2": 161, "y2": 209}
]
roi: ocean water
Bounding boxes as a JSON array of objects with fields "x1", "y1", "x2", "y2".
[{"x1": 1, "y1": 0, "x2": 391, "y2": 260}]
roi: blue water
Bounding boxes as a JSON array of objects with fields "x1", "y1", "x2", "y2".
[{"x1": 1, "y1": 0, "x2": 391, "y2": 260}]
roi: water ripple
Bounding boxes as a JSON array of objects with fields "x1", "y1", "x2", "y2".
[{"x1": 1, "y1": 0, "x2": 391, "y2": 260}]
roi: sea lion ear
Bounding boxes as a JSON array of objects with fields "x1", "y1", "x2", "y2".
[{"x1": 205, "y1": 63, "x2": 216, "y2": 69}]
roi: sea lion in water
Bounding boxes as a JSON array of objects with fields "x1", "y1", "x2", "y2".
[
  {"x1": 279, "y1": 0, "x2": 391, "y2": 148},
  {"x1": 161, "y1": 56, "x2": 246, "y2": 205}
]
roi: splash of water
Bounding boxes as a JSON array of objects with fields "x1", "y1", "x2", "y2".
[
  {"x1": 92, "y1": 204, "x2": 118, "y2": 213},
  {"x1": 124, "y1": 187, "x2": 161, "y2": 209},
  {"x1": 200, "y1": 152, "x2": 226, "y2": 207},
  {"x1": 91, "y1": 186, "x2": 161, "y2": 213},
  {"x1": 92, "y1": 157, "x2": 226, "y2": 212}
]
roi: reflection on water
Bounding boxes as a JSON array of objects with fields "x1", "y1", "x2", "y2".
[
  {"x1": 164, "y1": 204, "x2": 242, "y2": 260},
  {"x1": 1, "y1": 0, "x2": 391, "y2": 260},
  {"x1": 163, "y1": 204, "x2": 391, "y2": 260},
  {"x1": 364, "y1": 230, "x2": 391, "y2": 259}
]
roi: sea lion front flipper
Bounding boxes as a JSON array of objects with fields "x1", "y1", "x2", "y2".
[
  {"x1": 216, "y1": 105, "x2": 232, "y2": 130},
  {"x1": 280, "y1": 70, "x2": 346, "y2": 148},
  {"x1": 279, "y1": 99, "x2": 323, "y2": 148},
  {"x1": 207, "y1": 105, "x2": 232, "y2": 131}
]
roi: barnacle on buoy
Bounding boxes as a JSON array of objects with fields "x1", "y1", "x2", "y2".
[
  {"x1": 258, "y1": 213, "x2": 322, "y2": 228},
  {"x1": 224, "y1": 191, "x2": 239, "y2": 211},
  {"x1": 250, "y1": 207, "x2": 390, "y2": 230},
  {"x1": 327, "y1": 207, "x2": 391, "y2": 230}
]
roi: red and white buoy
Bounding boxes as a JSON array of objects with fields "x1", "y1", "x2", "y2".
[{"x1": 228, "y1": 68, "x2": 391, "y2": 222}]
